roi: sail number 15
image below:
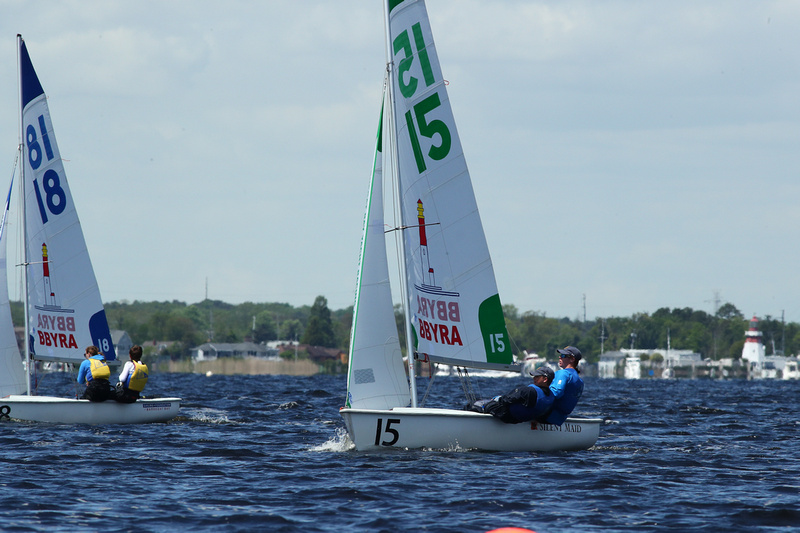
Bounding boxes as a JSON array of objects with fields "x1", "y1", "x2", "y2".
[
  {"x1": 393, "y1": 22, "x2": 451, "y2": 174},
  {"x1": 374, "y1": 418, "x2": 400, "y2": 446},
  {"x1": 26, "y1": 114, "x2": 68, "y2": 224},
  {"x1": 488, "y1": 333, "x2": 506, "y2": 354}
]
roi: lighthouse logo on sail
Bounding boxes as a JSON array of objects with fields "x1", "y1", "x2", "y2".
[
  {"x1": 413, "y1": 199, "x2": 463, "y2": 347},
  {"x1": 35, "y1": 242, "x2": 71, "y2": 311},
  {"x1": 413, "y1": 200, "x2": 459, "y2": 298},
  {"x1": 34, "y1": 241, "x2": 79, "y2": 351}
]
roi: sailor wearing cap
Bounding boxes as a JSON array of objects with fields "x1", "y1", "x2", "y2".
[
  {"x1": 544, "y1": 346, "x2": 585, "y2": 425},
  {"x1": 506, "y1": 366, "x2": 556, "y2": 423},
  {"x1": 467, "y1": 366, "x2": 555, "y2": 424}
]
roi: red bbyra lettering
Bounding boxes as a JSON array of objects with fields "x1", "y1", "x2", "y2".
[
  {"x1": 417, "y1": 296, "x2": 432, "y2": 319},
  {"x1": 448, "y1": 302, "x2": 460, "y2": 322},
  {"x1": 38, "y1": 330, "x2": 78, "y2": 348},
  {"x1": 37, "y1": 314, "x2": 76, "y2": 332},
  {"x1": 419, "y1": 319, "x2": 463, "y2": 346},
  {"x1": 416, "y1": 297, "x2": 461, "y2": 323}
]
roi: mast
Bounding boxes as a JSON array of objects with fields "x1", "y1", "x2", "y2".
[
  {"x1": 17, "y1": 35, "x2": 32, "y2": 396},
  {"x1": 384, "y1": 0, "x2": 418, "y2": 407}
]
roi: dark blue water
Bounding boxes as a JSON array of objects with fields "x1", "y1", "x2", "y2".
[{"x1": 1, "y1": 372, "x2": 798, "y2": 532}]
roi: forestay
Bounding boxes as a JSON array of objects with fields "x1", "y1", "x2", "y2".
[{"x1": 19, "y1": 37, "x2": 116, "y2": 364}]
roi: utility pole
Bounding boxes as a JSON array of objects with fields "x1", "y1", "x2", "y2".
[
  {"x1": 582, "y1": 293, "x2": 587, "y2": 323},
  {"x1": 781, "y1": 310, "x2": 786, "y2": 355}
]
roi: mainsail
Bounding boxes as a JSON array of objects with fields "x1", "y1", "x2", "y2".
[
  {"x1": 345, "y1": 92, "x2": 411, "y2": 409},
  {"x1": 19, "y1": 36, "x2": 115, "y2": 364},
  {"x1": 387, "y1": 0, "x2": 513, "y2": 370}
]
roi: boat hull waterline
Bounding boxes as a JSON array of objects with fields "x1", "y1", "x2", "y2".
[
  {"x1": 1, "y1": 395, "x2": 181, "y2": 424},
  {"x1": 340, "y1": 407, "x2": 602, "y2": 451}
]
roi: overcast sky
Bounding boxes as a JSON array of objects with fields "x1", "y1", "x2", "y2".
[{"x1": 2, "y1": 1, "x2": 798, "y2": 323}]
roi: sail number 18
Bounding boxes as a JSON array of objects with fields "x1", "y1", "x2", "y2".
[{"x1": 26, "y1": 113, "x2": 68, "y2": 224}]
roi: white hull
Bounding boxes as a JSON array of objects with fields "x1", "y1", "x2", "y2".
[
  {"x1": 340, "y1": 407, "x2": 602, "y2": 452},
  {"x1": 1, "y1": 395, "x2": 181, "y2": 424}
]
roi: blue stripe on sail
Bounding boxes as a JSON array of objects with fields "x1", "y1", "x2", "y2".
[
  {"x1": 19, "y1": 36, "x2": 45, "y2": 110},
  {"x1": 89, "y1": 310, "x2": 117, "y2": 361}
]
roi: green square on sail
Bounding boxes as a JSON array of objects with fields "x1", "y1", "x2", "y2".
[{"x1": 479, "y1": 294, "x2": 513, "y2": 365}]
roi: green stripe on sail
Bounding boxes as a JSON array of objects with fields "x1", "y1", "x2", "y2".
[
  {"x1": 377, "y1": 101, "x2": 384, "y2": 153},
  {"x1": 388, "y1": 0, "x2": 405, "y2": 14},
  {"x1": 479, "y1": 294, "x2": 513, "y2": 364}
]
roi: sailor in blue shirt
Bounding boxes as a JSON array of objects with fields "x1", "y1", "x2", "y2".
[
  {"x1": 544, "y1": 345, "x2": 585, "y2": 425},
  {"x1": 467, "y1": 366, "x2": 555, "y2": 423},
  {"x1": 77, "y1": 345, "x2": 113, "y2": 402}
]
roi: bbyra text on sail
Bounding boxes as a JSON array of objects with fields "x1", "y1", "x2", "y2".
[
  {"x1": 36, "y1": 312, "x2": 78, "y2": 349},
  {"x1": 415, "y1": 295, "x2": 463, "y2": 346}
]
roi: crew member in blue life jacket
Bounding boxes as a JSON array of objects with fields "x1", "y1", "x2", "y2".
[
  {"x1": 544, "y1": 345, "x2": 585, "y2": 425},
  {"x1": 77, "y1": 345, "x2": 113, "y2": 402},
  {"x1": 467, "y1": 366, "x2": 555, "y2": 424},
  {"x1": 114, "y1": 345, "x2": 149, "y2": 403}
]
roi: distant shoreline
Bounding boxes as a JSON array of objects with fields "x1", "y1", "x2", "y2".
[{"x1": 165, "y1": 357, "x2": 320, "y2": 376}]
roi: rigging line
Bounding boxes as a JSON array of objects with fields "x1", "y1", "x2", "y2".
[
  {"x1": 456, "y1": 367, "x2": 478, "y2": 405},
  {"x1": 508, "y1": 333, "x2": 522, "y2": 362},
  {"x1": 384, "y1": 222, "x2": 440, "y2": 234},
  {"x1": 72, "y1": 364, "x2": 81, "y2": 398},
  {"x1": 419, "y1": 367, "x2": 436, "y2": 407}
]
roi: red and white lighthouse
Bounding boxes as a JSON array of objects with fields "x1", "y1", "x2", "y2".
[
  {"x1": 741, "y1": 316, "x2": 765, "y2": 372},
  {"x1": 417, "y1": 199, "x2": 435, "y2": 287}
]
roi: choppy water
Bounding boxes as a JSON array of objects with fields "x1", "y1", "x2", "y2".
[{"x1": 1, "y1": 372, "x2": 798, "y2": 532}]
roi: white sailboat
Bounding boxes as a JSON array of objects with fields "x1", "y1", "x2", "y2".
[
  {"x1": 339, "y1": 0, "x2": 602, "y2": 451},
  {"x1": 0, "y1": 35, "x2": 180, "y2": 424}
]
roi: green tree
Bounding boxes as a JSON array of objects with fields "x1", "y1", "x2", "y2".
[
  {"x1": 280, "y1": 319, "x2": 303, "y2": 341},
  {"x1": 301, "y1": 296, "x2": 335, "y2": 347},
  {"x1": 253, "y1": 311, "x2": 277, "y2": 342},
  {"x1": 717, "y1": 303, "x2": 743, "y2": 320}
]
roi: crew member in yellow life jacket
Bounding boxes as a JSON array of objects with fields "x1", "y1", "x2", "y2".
[
  {"x1": 114, "y1": 345, "x2": 149, "y2": 403},
  {"x1": 77, "y1": 345, "x2": 113, "y2": 402}
]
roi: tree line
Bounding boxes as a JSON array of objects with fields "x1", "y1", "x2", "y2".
[{"x1": 12, "y1": 297, "x2": 796, "y2": 361}]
